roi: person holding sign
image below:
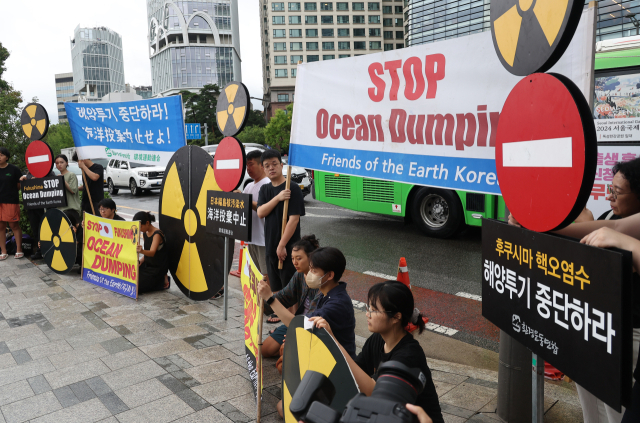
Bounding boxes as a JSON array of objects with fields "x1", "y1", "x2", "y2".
[
  {"x1": 599, "y1": 158, "x2": 640, "y2": 221},
  {"x1": 19, "y1": 168, "x2": 55, "y2": 260},
  {"x1": 133, "y1": 211, "x2": 170, "y2": 293},
  {"x1": 98, "y1": 199, "x2": 125, "y2": 221},
  {"x1": 257, "y1": 149, "x2": 305, "y2": 323},
  {"x1": 310, "y1": 281, "x2": 444, "y2": 423},
  {"x1": 0, "y1": 147, "x2": 24, "y2": 260},
  {"x1": 242, "y1": 150, "x2": 270, "y2": 273},
  {"x1": 55, "y1": 154, "x2": 81, "y2": 215},
  {"x1": 73, "y1": 152, "x2": 103, "y2": 215}
]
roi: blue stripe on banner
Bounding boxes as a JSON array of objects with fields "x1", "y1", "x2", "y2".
[
  {"x1": 289, "y1": 144, "x2": 501, "y2": 195},
  {"x1": 83, "y1": 268, "x2": 137, "y2": 299}
]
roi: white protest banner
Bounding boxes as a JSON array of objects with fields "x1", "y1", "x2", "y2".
[{"x1": 289, "y1": 11, "x2": 593, "y2": 195}]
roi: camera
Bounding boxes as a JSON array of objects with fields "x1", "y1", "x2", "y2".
[{"x1": 290, "y1": 360, "x2": 427, "y2": 423}]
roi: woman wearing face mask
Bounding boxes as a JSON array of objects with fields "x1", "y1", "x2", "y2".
[
  {"x1": 259, "y1": 235, "x2": 320, "y2": 358},
  {"x1": 310, "y1": 281, "x2": 444, "y2": 423},
  {"x1": 257, "y1": 246, "x2": 356, "y2": 356}
]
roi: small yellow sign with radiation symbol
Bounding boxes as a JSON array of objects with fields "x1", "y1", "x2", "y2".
[
  {"x1": 20, "y1": 103, "x2": 50, "y2": 141},
  {"x1": 282, "y1": 317, "x2": 359, "y2": 423},
  {"x1": 490, "y1": 0, "x2": 583, "y2": 76},
  {"x1": 216, "y1": 82, "x2": 251, "y2": 137}
]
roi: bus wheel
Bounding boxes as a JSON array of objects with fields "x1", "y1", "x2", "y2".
[{"x1": 411, "y1": 187, "x2": 463, "y2": 239}]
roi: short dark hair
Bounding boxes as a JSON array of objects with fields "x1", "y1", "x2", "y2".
[
  {"x1": 368, "y1": 281, "x2": 425, "y2": 334},
  {"x1": 72, "y1": 151, "x2": 78, "y2": 162},
  {"x1": 133, "y1": 211, "x2": 156, "y2": 225},
  {"x1": 613, "y1": 157, "x2": 640, "y2": 200},
  {"x1": 292, "y1": 234, "x2": 320, "y2": 256},
  {"x1": 55, "y1": 154, "x2": 68, "y2": 164},
  {"x1": 97, "y1": 198, "x2": 116, "y2": 210},
  {"x1": 309, "y1": 247, "x2": 346, "y2": 282},
  {"x1": 261, "y1": 149, "x2": 282, "y2": 164},
  {"x1": 0, "y1": 147, "x2": 10, "y2": 160},
  {"x1": 246, "y1": 150, "x2": 263, "y2": 163}
]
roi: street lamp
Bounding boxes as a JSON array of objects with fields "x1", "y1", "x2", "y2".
[{"x1": 626, "y1": 13, "x2": 640, "y2": 36}]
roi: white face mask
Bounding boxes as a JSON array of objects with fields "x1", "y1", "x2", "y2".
[{"x1": 305, "y1": 271, "x2": 327, "y2": 289}]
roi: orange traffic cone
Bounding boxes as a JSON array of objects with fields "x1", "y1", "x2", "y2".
[
  {"x1": 397, "y1": 257, "x2": 410, "y2": 288},
  {"x1": 230, "y1": 241, "x2": 244, "y2": 277}
]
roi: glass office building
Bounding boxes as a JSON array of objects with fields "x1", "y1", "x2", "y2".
[
  {"x1": 146, "y1": 0, "x2": 242, "y2": 97},
  {"x1": 70, "y1": 26, "x2": 126, "y2": 99},
  {"x1": 405, "y1": 1, "x2": 640, "y2": 47}
]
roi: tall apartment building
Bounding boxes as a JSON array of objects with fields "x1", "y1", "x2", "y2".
[
  {"x1": 70, "y1": 25, "x2": 126, "y2": 100},
  {"x1": 146, "y1": 0, "x2": 242, "y2": 97},
  {"x1": 54, "y1": 72, "x2": 78, "y2": 123},
  {"x1": 260, "y1": 0, "x2": 405, "y2": 119}
]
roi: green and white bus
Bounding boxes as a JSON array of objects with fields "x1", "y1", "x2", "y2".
[{"x1": 310, "y1": 36, "x2": 639, "y2": 239}]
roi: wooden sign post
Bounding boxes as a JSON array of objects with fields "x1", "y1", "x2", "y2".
[{"x1": 278, "y1": 166, "x2": 292, "y2": 269}]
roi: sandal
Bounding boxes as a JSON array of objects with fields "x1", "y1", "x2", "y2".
[
  {"x1": 0, "y1": 254, "x2": 8, "y2": 261},
  {"x1": 14, "y1": 252, "x2": 24, "y2": 259},
  {"x1": 212, "y1": 288, "x2": 224, "y2": 299},
  {"x1": 267, "y1": 314, "x2": 281, "y2": 324},
  {"x1": 163, "y1": 276, "x2": 171, "y2": 290}
]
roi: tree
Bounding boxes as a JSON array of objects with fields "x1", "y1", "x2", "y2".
[
  {"x1": 245, "y1": 109, "x2": 266, "y2": 128},
  {"x1": 175, "y1": 84, "x2": 224, "y2": 147},
  {"x1": 44, "y1": 123, "x2": 74, "y2": 157},
  {"x1": 264, "y1": 103, "x2": 293, "y2": 152},
  {"x1": 236, "y1": 125, "x2": 265, "y2": 145},
  {"x1": 0, "y1": 42, "x2": 28, "y2": 171}
]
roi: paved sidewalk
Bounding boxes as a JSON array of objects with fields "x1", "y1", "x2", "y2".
[{"x1": 0, "y1": 257, "x2": 582, "y2": 423}]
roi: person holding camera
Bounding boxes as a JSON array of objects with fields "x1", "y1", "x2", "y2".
[{"x1": 310, "y1": 281, "x2": 444, "y2": 423}]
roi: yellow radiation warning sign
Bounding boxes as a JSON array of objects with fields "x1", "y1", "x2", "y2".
[
  {"x1": 216, "y1": 82, "x2": 251, "y2": 137},
  {"x1": 490, "y1": 0, "x2": 583, "y2": 76}
]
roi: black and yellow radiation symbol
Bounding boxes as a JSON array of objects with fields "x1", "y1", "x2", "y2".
[
  {"x1": 130, "y1": 226, "x2": 139, "y2": 245},
  {"x1": 40, "y1": 209, "x2": 77, "y2": 275},
  {"x1": 216, "y1": 82, "x2": 251, "y2": 137},
  {"x1": 159, "y1": 146, "x2": 230, "y2": 301},
  {"x1": 282, "y1": 316, "x2": 359, "y2": 423},
  {"x1": 490, "y1": 0, "x2": 583, "y2": 76},
  {"x1": 20, "y1": 103, "x2": 50, "y2": 141}
]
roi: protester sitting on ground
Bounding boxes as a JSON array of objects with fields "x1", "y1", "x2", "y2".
[
  {"x1": 260, "y1": 235, "x2": 320, "y2": 358},
  {"x1": 258, "y1": 246, "x2": 355, "y2": 355},
  {"x1": 134, "y1": 211, "x2": 170, "y2": 292},
  {"x1": 508, "y1": 212, "x2": 640, "y2": 421},
  {"x1": 599, "y1": 157, "x2": 640, "y2": 221},
  {"x1": 0, "y1": 147, "x2": 24, "y2": 260},
  {"x1": 97, "y1": 198, "x2": 125, "y2": 221},
  {"x1": 73, "y1": 152, "x2": 104, "y2": 215},
  {"x1": 19, "y1": 168, "x2": 55, "y2": 260},
  {"x1": 55, "y1": 154, "x2": 81, "y2": 216},
  {"x1": 257, "y1": 149, "x2": 306, "y2": 324},
  {"x1": 310, "y1": 281, "x2": 444, "y2": 423}
]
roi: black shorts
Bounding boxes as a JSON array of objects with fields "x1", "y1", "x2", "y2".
[{"x1": 266, "y1": 252, "x2": 297, "y2": 292}]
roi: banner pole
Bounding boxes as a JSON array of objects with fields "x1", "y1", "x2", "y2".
[
  {"x1": 256, "y1": 298, "x2": 264, "y2": 423},
  {"x1": 223, "y1": 236, "x2": 229, "y2": 320},
  {"x1": 532, "y1": 353, "x2": 544, "y2": 423},
  {"x1": 81, "y1": 168, "x2": 95, "y2": 216},
  {"x1": 278, "y1": 166, "x2": 292, "y2": 270}
]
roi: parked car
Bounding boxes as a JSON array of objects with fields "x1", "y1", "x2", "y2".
[
  {"x1": 204, "y1": 143, "x2": 312, "y2": 197},
  {"x1": 105, "y1": 159, "x2": 165, "y2": 196}
]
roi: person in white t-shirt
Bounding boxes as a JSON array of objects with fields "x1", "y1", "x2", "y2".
[{"x1": 242, "y1": 150, "x2": 270, "y2": 273}]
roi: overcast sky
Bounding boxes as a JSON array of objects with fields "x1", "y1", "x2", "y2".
[{"x1": 0, "y1": 0, "x2": 263, "y2": 125}]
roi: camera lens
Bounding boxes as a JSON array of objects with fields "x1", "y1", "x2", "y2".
[{"x1": 371, "y1": 361, "x2": 426, "y2": 405}]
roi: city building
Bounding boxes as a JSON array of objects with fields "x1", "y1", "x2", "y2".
[
  {"x1": 54, "y1": 72, "x2": 78, "y2": 123},
  {"x1": 70, "y1": 25, "x2": 126, "y2": 101},
  {"x1": 259, "y1": 0, "x2": 406, "y2": 119},
  {"x1": 146, "y1": 0, "x2": 242, "y2": 97},
  {"x1": 134, "y1": 85, "x2": 153, "y2": 99}
]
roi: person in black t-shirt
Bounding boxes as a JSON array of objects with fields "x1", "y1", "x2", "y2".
[
  {"x1": 0, "y1": 147, "x2": 24, "y2": 260},
  {"x1": 97, "y1": 199, "x2": 125, "y2": 221},
  {"x1": 311, "y1": 281, "x2": 444, "y2": 423},
  {"x1": 257, "y1": 149, "x2": 305, "y2": 322},
  {"x1": 598, "y1": 158, "x2": 640, "y2": 221},
  {"x1": 73, "y1": 152, "x2": 104, "y2": 215}
]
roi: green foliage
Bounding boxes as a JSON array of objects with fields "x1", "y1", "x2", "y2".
[
  {"x1": 236, "y1": 125, "x2": 265, "y2": 145},
  {"x1": 177, "y1": 84, "x2": 225, "y2": 147},
  {"x1": 246, "y1": 109, "x2": 266, "y2": 128},
  {"x1": 44, "y1": 123, "x2": 74, "y2": 157},
  {"x1": 0, "y1": 42, "x2": 29, "y2": 172},
  {"x1": 264, "y1": 103, "x2": 293, "y2": 152}
]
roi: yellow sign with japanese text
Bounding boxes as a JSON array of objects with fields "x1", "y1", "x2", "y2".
[
  {"x1": 82, "y1": 213, "x2": 140, "y2": 299},
  {"x1": 241, "y1": 248, "x2": 263, "y2": 401}
]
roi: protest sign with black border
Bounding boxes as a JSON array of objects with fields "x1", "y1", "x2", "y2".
[
  {"x1": 21, "y1": 176, "x2": 67, "y2": 210},
  {"x1": 205, "y1": 191, "x2": 252, "y2": 241},
  {"x1": 482, "y1": 219, "x2": 633, "y2": 411}
]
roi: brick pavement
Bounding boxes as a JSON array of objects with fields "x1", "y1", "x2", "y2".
[{"x1": 0, "y1": 257, "x2": 582, "y2": 423}]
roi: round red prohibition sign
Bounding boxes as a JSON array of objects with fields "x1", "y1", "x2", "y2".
[
  {"x1": 25, "y1": 141, "x2": 54, "y2": 178},
  {"x1": 213, "y1": 137, "x2": 247, "y2": 192},
  {"x1": 495, "y1": 73, "x2": 597, "y2": 233}
]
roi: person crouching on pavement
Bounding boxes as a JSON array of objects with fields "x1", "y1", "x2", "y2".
[
  {"x1": 0, "y1": 147, "x2": 24, "y2": 260},
  {"x1": 311, "y1": 281, "x2": 445, "y2": 423},
  {"x1": 133, "y1": 211, "x2": 170, "y2": 293},
  {"x1": 260, "y1": 234, "x2": 320, "y2": 358},
  {"x1": 98, "y1": 198, "x2": 125, "y2": 221}
]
